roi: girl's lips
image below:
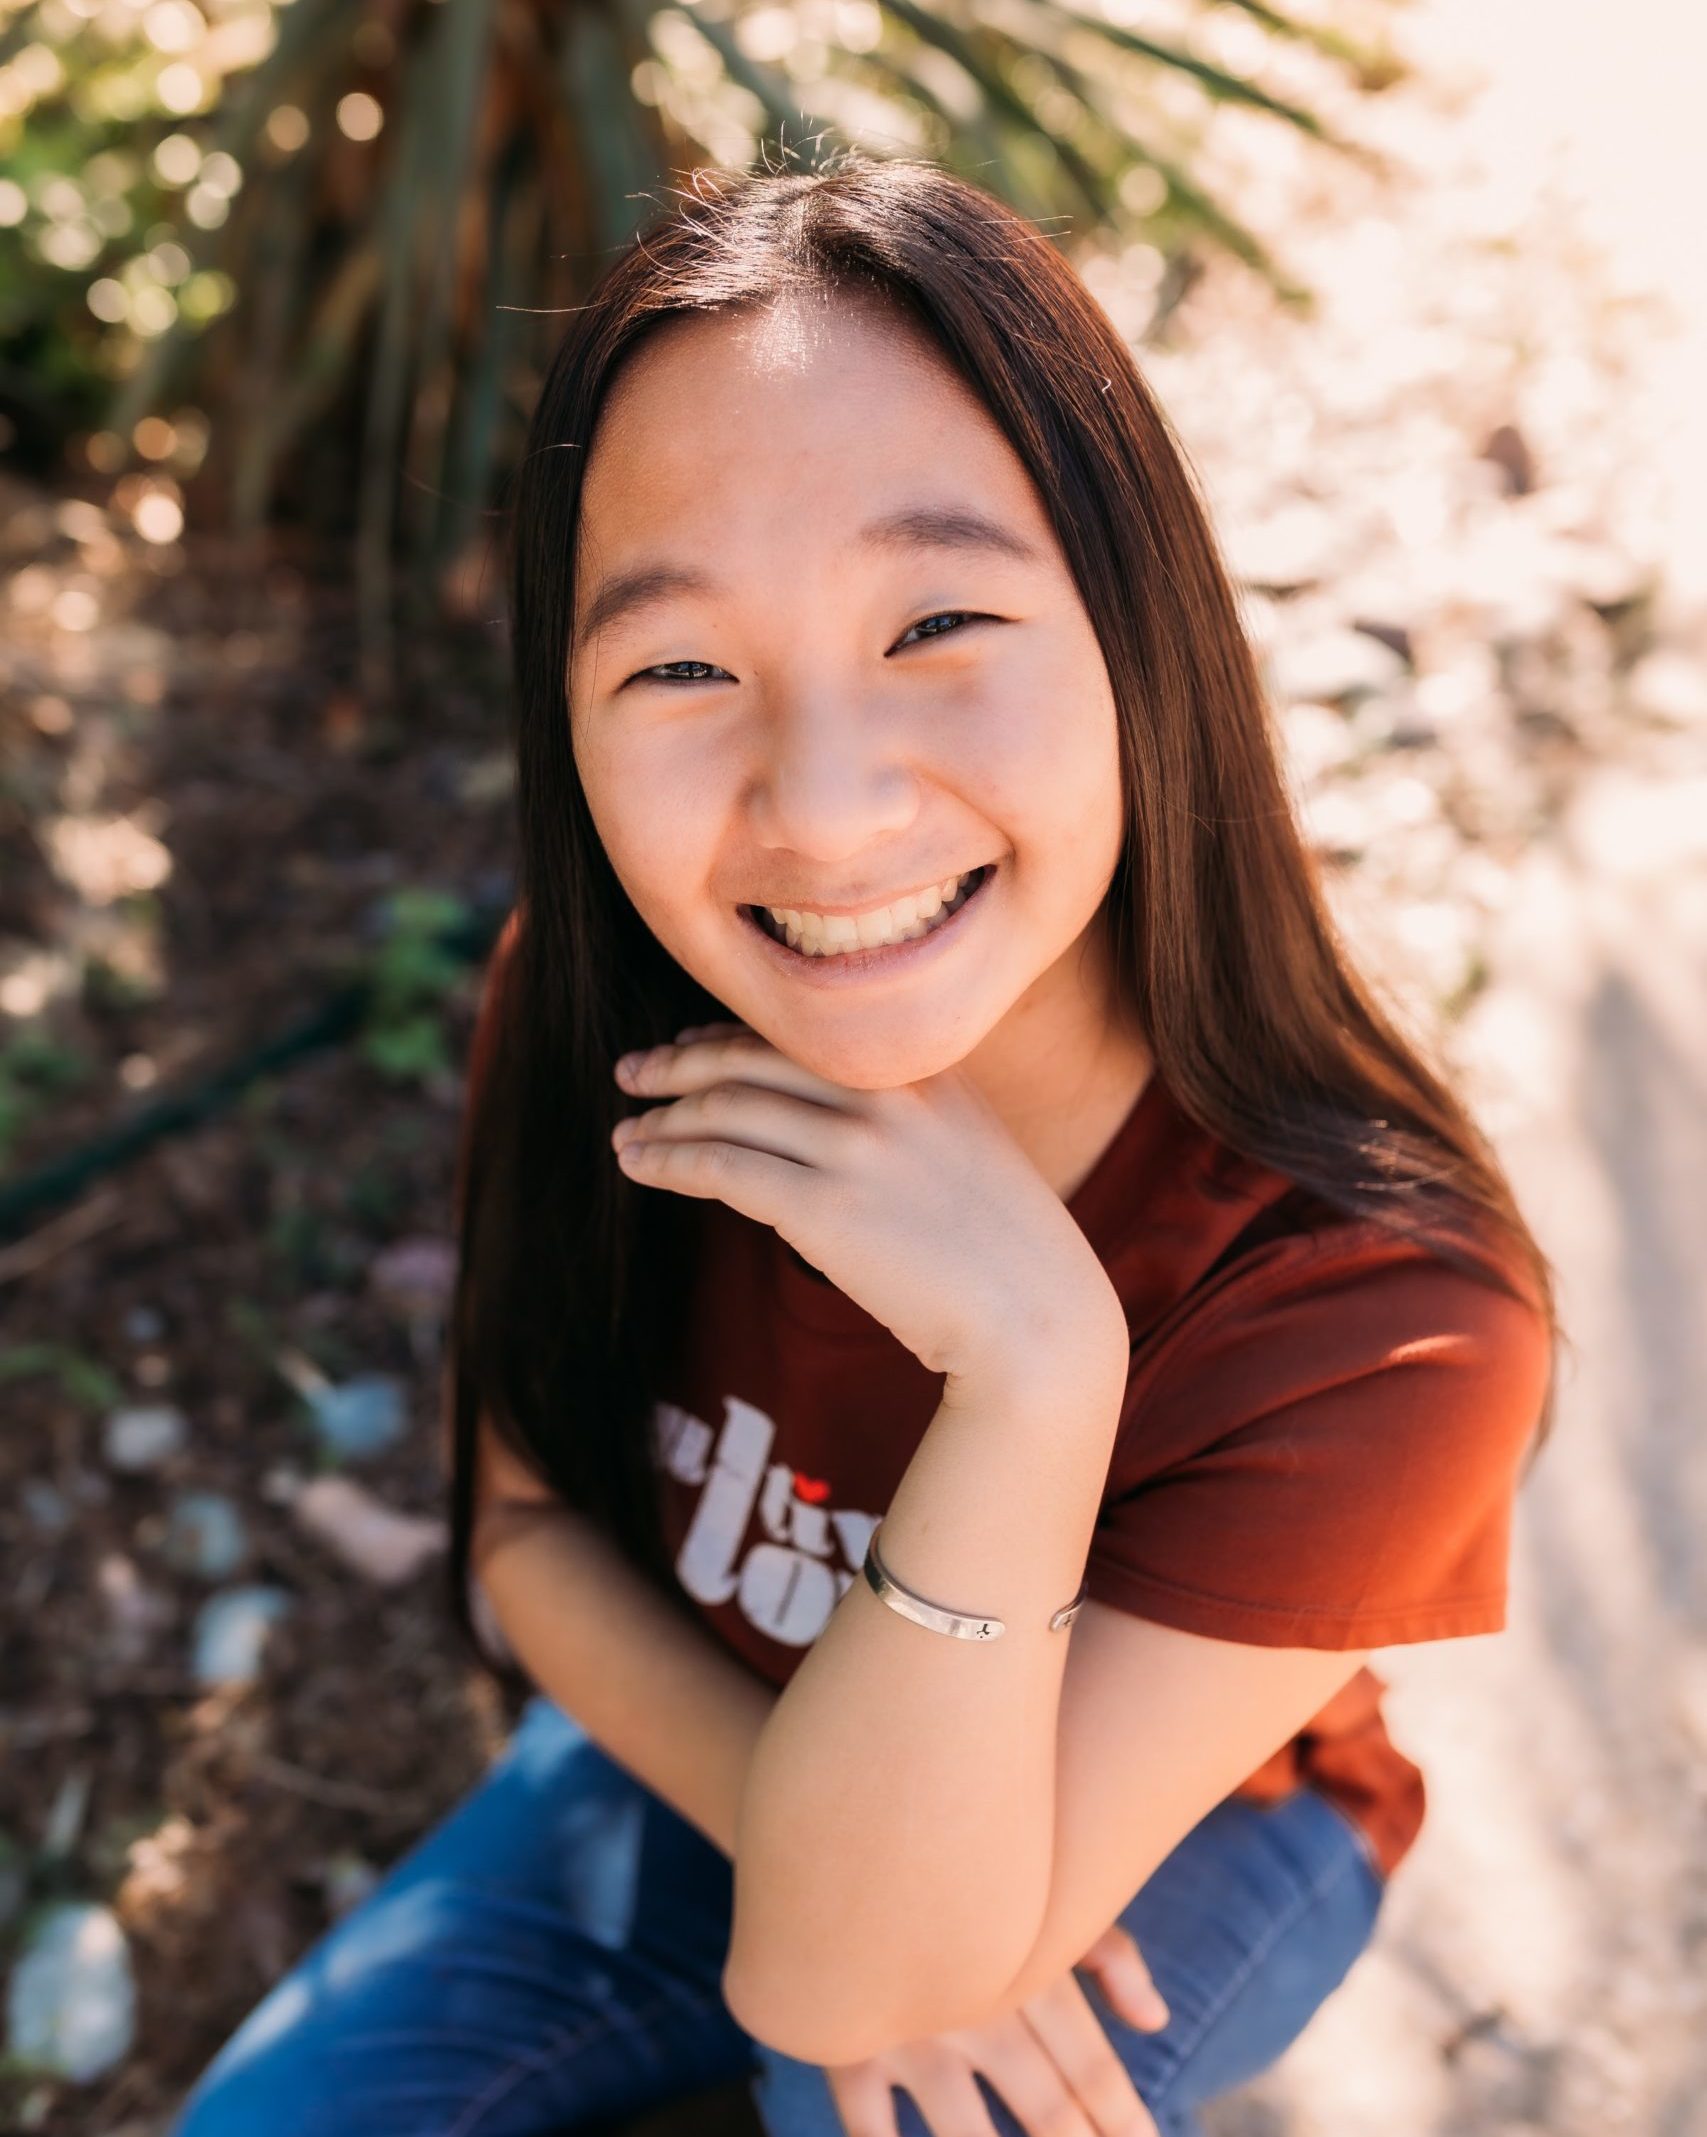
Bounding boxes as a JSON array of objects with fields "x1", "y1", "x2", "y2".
[{"x1": 738, "y1": 863, "x2": 999, "y2": 984}]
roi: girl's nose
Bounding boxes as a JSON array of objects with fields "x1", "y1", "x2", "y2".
[{"x1": 748, "y1": 698, "x2": 919, "y2": 860}]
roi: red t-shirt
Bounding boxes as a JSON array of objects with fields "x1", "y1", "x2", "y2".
[{"x1": 462, "y1": 914, "x2": 1552, "y2": 1883}]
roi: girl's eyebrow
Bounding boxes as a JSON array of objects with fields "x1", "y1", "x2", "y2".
[{"x1": 575, "y1": 502, "x2": 1043, "y2": 643}]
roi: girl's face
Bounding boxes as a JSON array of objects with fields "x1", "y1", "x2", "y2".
[{"x1": 567, "y1": 289, "x2": 1130, "y2": 1093}]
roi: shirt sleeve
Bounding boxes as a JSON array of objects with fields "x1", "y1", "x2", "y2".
[{"x1": 1084, "y1": 1222, "x2": 1554, "y2": 1649}]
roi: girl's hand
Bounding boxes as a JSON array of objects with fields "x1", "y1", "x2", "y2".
[
  {"x1": 823, "y1": 1921, "x2": 1171, "y2": 2136},
  {"x1": 609, "y1": 1021, "x2": 1127, "y2": 1389}
]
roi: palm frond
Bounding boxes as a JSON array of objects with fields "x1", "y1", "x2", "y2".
[{"x1": 1, "y1": 0, "x2": 1401, "y2": 694}]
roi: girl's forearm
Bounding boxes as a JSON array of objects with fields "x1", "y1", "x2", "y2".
[
  {"x1": 724, "y1": 1316, "x2": 1130, "y2": 2065},
  {"x1": 474, "y1": 1500, "x2": 776, "y2": 1861}
]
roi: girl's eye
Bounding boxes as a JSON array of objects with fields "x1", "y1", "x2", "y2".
[
  {"x1": 893, "y1": 609, "x2": 991, "y2": 650},
  {"x1": 629, "y1": 610, "x2": 993, "y2": 687},
  {"x1": 632, "y1": 658, "x2": 731, "y2": 688}
]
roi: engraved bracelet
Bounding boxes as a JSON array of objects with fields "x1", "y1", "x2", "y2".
[{"x1": 861, "y1": 1519, "x2": 1089, "y2": 1640}]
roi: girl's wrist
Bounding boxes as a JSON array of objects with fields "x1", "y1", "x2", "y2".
[{"x1": 942, "y1": 1264, "x2": 1129, "y2": 1416}]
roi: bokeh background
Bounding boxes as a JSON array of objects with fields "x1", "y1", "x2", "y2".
[{"x1": 3, "y1": 1, "x2": 1705, "y2": 2131}]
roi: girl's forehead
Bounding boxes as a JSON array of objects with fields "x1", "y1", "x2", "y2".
[{"x1": 592, "y1": 294, "x2": 973, "y2": 461}]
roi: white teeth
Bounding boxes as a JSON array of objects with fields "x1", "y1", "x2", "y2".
[{"x1": 761, "y1": 867, "x2": 987, "y2": 957}]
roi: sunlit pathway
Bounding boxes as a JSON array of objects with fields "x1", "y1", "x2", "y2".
[{"x1": 1148, "y1": 3, "x2": 1707, "y2": 2129}]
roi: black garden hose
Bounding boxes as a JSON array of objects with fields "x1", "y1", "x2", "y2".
[{"x1": 0, "y1": 898, "x2": 512, "y2": 1248}]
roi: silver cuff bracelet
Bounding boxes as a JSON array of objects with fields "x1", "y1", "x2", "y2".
[{"x1": 861, "y1": 1518, "x2": 1089, "y2": 1640}]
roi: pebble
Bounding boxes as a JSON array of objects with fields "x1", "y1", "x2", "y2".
[
  {"x1": 1268, "y1": 622, "x2": 1410, "y2": 708},
  {"x1": 4, "y1": 1901, "x2": 137, "y2": 2083},
  {"x1": 318, "y1": 1850, "x2": 381, "y2": 1919},
  {"x1": 101, "y1": 1404, "x2": 186, "y2": 1473},
  {"x1": 1223, "y1": 496, "x2": 1350, "y2": 590},
  {"x1": 293, "y1": 1475, "x2": 447, "y2": 1586},
  {"x1": 369, "y1": 1235, "x2": 458, "y2": 1312},
  {"x1": 96, "y1": 1554, "x2": 174, "y2": 1664},
  {"x1": 20, "y1": 1480, "x2": 69, "y2": 1535},
  {"x1": 260, "y1": 1462, "x2": 305, "y2": 1506},
  {"x1": 160, "y1": 1490, "x2": 251, "y2": 1581},
  {"x1": 1626, "y1": 647, "x2": 1707, "y2": 726},
  {"x1": 190, "y1": 1586, "x2": 294, "y2": 1688},
  {"x1": 303, "y1": 1373, "x2": 409, "y2": 1461}
]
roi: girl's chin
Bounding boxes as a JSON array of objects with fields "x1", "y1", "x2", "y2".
[{"x1": 762, "y1": 1019, "x2": 990, "y2": 1091}]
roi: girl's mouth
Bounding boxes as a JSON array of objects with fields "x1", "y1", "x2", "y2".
[{"x1": 739, "y1": 862, "x2": 999, "y2": 981}]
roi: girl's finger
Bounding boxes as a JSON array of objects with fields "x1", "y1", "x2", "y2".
[
  {"x1": 954, "y1": 2022, "x2": 1101, "y2": 2136},
  {"x1": 890, "y1": 2048, "x2": 1014, "y2": 2137},
  {"x1": 824, "y1": 2059, "x2": 903, "y2": 2137},
  {"x1": 614, "y1": 1079, "x2": 863, "y2": 1173},
  {"x1": 611, "y1": 1127, "x2": 827, "y2": 1230},
  {"x1": 1080, "y1": 1923, "x2": 1170, "y2": 2031},
  {"x1": 1018, "y1": 1972, "x2": 1161, "y2": 2135},
  {"x1": 615, "y1": 1029, "x2": 852, "y2": 1111}
]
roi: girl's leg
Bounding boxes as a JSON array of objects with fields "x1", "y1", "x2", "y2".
[
  {"x1": 170, "y1": 1694, "x2": 757, "y2": 2137},
  {"x1": 749, "y1": 1783, "x2": 1386, "y2": 2137}
]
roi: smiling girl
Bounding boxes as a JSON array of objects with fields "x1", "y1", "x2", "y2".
[{"x1": 173, "y1": 153, "x2": 1559, "y2": 2137}]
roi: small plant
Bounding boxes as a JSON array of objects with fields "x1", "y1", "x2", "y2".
[
  {"x1": 0, "y1": 1341, "x2": 124, "y2": 1413},
  {"x1": 358, "y1": 886, "x2": 471, "y2": 1084},
  {"x1": 0, "y1": 1022, "x2": 92, "y2": 1167}
]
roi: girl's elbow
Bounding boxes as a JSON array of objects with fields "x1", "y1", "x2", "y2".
[
  {"x1": 721, "y1": 1946, "x2": 1016, "y2": 2068},
  {"x1": 721, "y1": 1955, "x2": 877, "y2": 2067}
]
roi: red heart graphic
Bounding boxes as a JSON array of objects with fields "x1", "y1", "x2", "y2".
[{"x1": 793, "y1": 1472, "x2": 831, "y2": 1503}]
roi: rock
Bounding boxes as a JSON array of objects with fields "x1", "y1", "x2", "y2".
[
  {"x1": 1626, "y1": 648, "x2": 1707, "y2": 727},
  {"x1": 96, "y1": 1553, "x2": 174, "y2": 1665},
  {"x1": 1280, "y1": 701, "x2": 1359, "y2": 790},
  {"x1": 370, "y1": 1235, "x2": 458, "y2": 1313},
  {"x1": 1268, "y1": 623, "x2": 1409, "y2": 708},
  {"x1": 1479, "y1": 421, "x2": 1537, "y2": 496},
  {"x1": 1550, "y1": 534, "x2": 1651, "y2": 612},
  {"x1": 260, "y1": 1462, "x2": 305, "y2": 1506},
  {"x1": 302, "y1": 1372, "x2": 408, "y2": 1461},
  {"x1": 1349, "y1": 616, "x2": 1415, "y2": 667},
  {"x1": 41, "y1": 1767, "x2": 93, "y2": 1860},
  {"x1": 1224, "y1": 498, "x2": 1349, "y2": 592},
  {"x1": 160, "y1": 1490, "x2": 250, "y2": 1581},
  {"x1": 4, "y1": 1901, "x2": 137, "y2": 2083},
  {"x1": 190, "y1": 1585, "x2": 293, "y2": 1688},
  {"x1": 1350, "y1": 688, "x2": 1439, "y2": 753},
  {"x1": 318, "y1": 1850, "x2": 381, "y2": 1919},
  {"x1": 101, "y1": 1404, "x2": 186, "y2": 1472},
  {"x1": 20, "y1": 1480, "x2": 69, "y2": 1535},
  {"x1": 293, "y1": 1475, "x2": 447, "y2": 1586}
]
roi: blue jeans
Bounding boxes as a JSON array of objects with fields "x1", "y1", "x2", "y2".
[{"x1": 170, "y1": 1692, "x2": 1386, "y2": 2137}]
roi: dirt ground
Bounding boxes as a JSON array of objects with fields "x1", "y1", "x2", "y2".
[
  {"x1": 0, "y1": 512, "x2": 537, "y2": 2131},
  {"x1": 4, "y1": 4, "x2": 1706, "y2": 2134}
]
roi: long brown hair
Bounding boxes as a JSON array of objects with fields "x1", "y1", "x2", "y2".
[{"x1": 443, "y1": 148, "x2": 1562, "y2": 1678}]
